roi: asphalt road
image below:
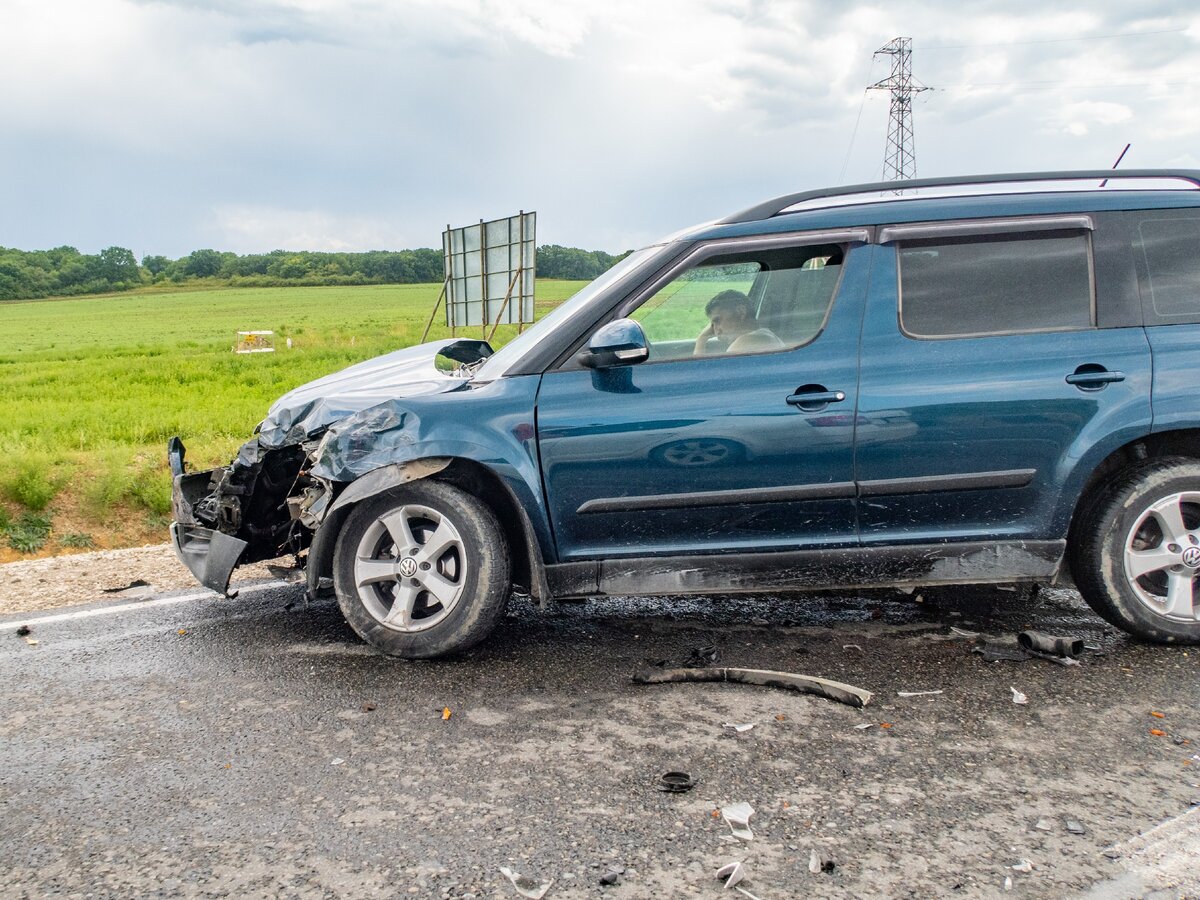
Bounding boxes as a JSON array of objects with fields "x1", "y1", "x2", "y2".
[{"x1": 1, "y1": 582, "x2": 1198, "y2": 899}]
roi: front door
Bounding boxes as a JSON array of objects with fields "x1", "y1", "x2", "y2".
[{"x1": 536, "y1": 233, "x2": 870, "y2": 561}]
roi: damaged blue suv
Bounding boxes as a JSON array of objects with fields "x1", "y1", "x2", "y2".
[{"x1": 171, "y1": 170, "x2": 1200, "y2": 656}]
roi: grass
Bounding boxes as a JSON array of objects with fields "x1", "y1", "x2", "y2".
[
  {"x1": 0, "y1": 280, "x2": 586, "y2": 556},
  {"x1": 5, "y1": 512, "x2": 51, "y2": 553}
]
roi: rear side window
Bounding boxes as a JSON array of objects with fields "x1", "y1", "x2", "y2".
[
  {"x1": 898, "y1": 230, "x2": 1094, "y2": 338},
  {"x1": 1133, "y1": 215, "x2": 1200, "y2": 323}
]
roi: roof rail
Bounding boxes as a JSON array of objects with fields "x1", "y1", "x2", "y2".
[{"x1": 719, "y1": 169, "x2": 1200, "y2": 225}]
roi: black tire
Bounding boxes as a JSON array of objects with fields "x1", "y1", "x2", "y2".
[
  {"x1": 332, "y1": 479, "x2": 511, "y2": 658},
  {"x1": 1071, "y1": 456, "x2": 1200, "y2": 644}
]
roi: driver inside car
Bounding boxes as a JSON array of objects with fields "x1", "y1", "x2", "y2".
[{"x1": 693, "y1": 289, "x2": 785, "y2": 356}]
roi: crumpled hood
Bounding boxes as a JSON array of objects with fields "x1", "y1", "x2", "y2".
[{"x1": 257, "y1": 338, "x2": 492, "y2": 449}]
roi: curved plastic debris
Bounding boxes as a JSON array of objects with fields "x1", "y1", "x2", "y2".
[{"x1": 632, "y1": 666, "x2": 872, "y2": 708}]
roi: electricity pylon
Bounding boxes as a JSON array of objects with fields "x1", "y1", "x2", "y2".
[{"x1": 868, "y1": 37, "x2": 929, "y2": 188}]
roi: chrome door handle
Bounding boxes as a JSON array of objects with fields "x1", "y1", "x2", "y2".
[
  {"x1": 1066, "y1": 369, "x2": 1125, "y2": 390},
  {"x1": 787, "y1": 389, "x2": 846, "y2": 409}
]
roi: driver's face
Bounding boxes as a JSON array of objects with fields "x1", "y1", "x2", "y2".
[{"x1": 709, "y1": 308, "x2": 743, "y2": 339}]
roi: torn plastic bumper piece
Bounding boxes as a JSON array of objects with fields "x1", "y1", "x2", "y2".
[{"x1": 170, "y1": 523, "x2": 248, "y2": 597}]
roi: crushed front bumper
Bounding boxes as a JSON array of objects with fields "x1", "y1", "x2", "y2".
[
  {"x1": 170, "y1": 522, "x2": 247, "y2": 596},
  {"x1": 169, "y1": 437, "x2": 247, "y2": 596}
]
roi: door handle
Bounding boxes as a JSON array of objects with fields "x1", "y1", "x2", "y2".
[
  {"x1": 1065, "y1": 367, "x2": 1125, "y2": 390},
  {"x1": 786, "y1": 387, "x2": 846, "y2": 410}
]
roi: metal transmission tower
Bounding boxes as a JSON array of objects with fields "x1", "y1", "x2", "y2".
[{"x1": 868, "y1": 37, "x2": 929, "y2": 186}]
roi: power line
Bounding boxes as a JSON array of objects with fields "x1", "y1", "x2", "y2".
[
  {"x1": 838, "y1": 89, "x2": 870, "y2": 184},
  {"x1": 923, "y1": 27, "x2": 1187, "y2": 50},
  {"x1": 936, "y1": 79, "x2": 1200, "y2": 90}
]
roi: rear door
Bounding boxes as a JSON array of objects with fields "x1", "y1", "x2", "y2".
[
  {"x1": 1126, "y1": 208, "x2": 1200, "y2": 432},
  {"x1": 535, "y1": 231, "x2": 870, "y2": 561},
  {"x1": 854, "y1": 215, "x2": 1152, "y2": 549}
]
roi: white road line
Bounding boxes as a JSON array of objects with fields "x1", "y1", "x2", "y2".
[{"x1": 11, "y1": 580, "x2": 291, "y2": 628}]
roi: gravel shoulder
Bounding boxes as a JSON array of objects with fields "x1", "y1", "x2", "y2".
[{"x1": 0, "y1": 543, "x2": 285, "y2": 615}]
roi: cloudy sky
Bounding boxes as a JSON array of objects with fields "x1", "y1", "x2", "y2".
[{"x1": 2, "y1": 0, "x2": 1199, "y2": 258}]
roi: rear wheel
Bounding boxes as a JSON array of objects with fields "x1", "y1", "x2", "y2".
[
  {"x1": 332, "y1": 479, "x2": 510, "y2": 657},
  {"x1": 1072, "y1": 457, "x2": 1200, "y2": 644}
]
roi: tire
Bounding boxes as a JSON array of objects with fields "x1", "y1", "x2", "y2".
[
  {"x1": 1071, "y1": 456, "x2": 1200, "y2": 644},
  {"x1": 332, "y1": 479, "x2": 511, "y2": 658}
]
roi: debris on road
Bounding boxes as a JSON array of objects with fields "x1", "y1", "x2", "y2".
[
  {"x1": 897, "y1": 690, "x2": 943, "y2": 697},
  {"x1": 1018, "y1": 630, "x2": 1084, "y2": 659},
  {"x1": 1012, "y1": 859, "x2": 1033, "y2": 873},
  {"x1": 716, "y1": 860, "x2": 763, "y2": 899},
  {"x1": 723, "y1": 722, "x2": 756, "y2": 733},
  {"x1": 633, "y1": 667, "x2": 873, "y2": 709},
  {"x1": 499, "y1": 866, "x2": 553, "y2": 900},
  {"x1": 722, "y1": 802, "x2": 755, "y2": 841},
  {"x1": 441, "y1": 707, "x2": 452, "y2": 720},
  {"x1": 1011, "y1": 687, "x2": 1029, "y2": 705},
  {"x1": 808, "y1": 848, "x2": 836, "y2": 874},
  {"x1": 331, "y1": 757, "x2": 345, "y2": 766},
  {"x1": 102, "y1": 579, "x2": 153, "y2": 594},
  {"x1": 1151, "y1": 711, "x2": 1166, "y2": 719},
  {"x1": 657, "y1": 771, "x2": 695, "y2": 793},
  {"x1": 716, "y1": 860, "x2": 746, "y2": 888},
  {"x1": 362, "y1": 702, "x2": 377, "y2": 712},
  {"x1": 686, "y1": 645, "x2": 720, "y2": 666},
  {"x1": 842, "y1": 643, "x2": 864, "y2": 653},
  {"x1": 16, "y1": 624, "x2": 31, "y2": 637},
  {"x1": 854, "y1": 723, "x2": 875, "y2": 730},
  {"x1": 1150, "y1": 728, "x2": 1167, "y2": 737},
  {"x1": 1035, "y1": 818, "x2": 1054, "y2": 832},
  {"x1": 973, "y1": 641, "x2": 1029, "y2": 663},
  {"x1": 1004, "y1": 875, "x2": 1013, "y2": 891},
  {"x1": 599, "y1": 869, "x2": 621, "y2": 886},
  {"x1": 1066, "y1": 820, "x2": 1086, "y2": 835},
  {"x1": 23, "y1": 636, "x2": 39, "y2": 646},
  {"x1": 266, "y1": 564, "x2": 304, "y2": 583}
]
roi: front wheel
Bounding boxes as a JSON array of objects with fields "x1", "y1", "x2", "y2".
[
  {"x1": 332, "y1": 479, "x2": 511, "y2": 658},
  {"x1": 1072, "y1": 457, "x2": 1200, "y2": 644}
]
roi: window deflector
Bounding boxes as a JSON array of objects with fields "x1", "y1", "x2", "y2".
[{"x1": 879, "y1": 215, "x2": 1093, "y2": 244}]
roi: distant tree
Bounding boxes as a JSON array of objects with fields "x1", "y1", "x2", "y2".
[
  {"x1": 183, "y1": 248, "x2": 223, "y2": 278},
  {"x1": 98, "y1": 246, "x2": 139, "y2": 283},
  {"x1": 141, "y1": 255, "x2": 170, "y2": 277}
]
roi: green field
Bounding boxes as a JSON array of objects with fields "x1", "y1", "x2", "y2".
[{"x1": 0, "y1": 281, "x2": 585, "y2": 556}]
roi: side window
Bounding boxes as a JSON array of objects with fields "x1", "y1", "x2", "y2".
[
  {"x1": 1133, "y1": 215, "x2": 1200, "y2": 323},
  {"x1": 898, "y1": 230, "x2": 1094, "y2": 339},
  {"x1": 629, "y1": 244, "x2": 843, "y2": 361}
]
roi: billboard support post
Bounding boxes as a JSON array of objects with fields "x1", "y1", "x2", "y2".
[
  {"x1": 487, "y1": 266, "x2": 523, "y2": 342},
  {"x1": 419, "y1": 278, "x2": 451, "y2": 344}
]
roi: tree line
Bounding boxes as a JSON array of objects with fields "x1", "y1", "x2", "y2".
[{"x1": 0, "y1": 244, "x2": 629, "y2": 302}]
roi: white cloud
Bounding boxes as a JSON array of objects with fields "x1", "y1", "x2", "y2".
[
  {"x1": 2, "y1": 0, "x2": 1200, "y2": 255},
  {"x1": 210, "y1": 206, "x2": 413, "y2": 252}
]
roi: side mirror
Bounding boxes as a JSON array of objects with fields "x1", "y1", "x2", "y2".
[{"x1": 577, "y1": 318, "x2": 650, "y2": 369}]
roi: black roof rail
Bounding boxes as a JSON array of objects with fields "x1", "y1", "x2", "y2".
[{"x1": 719, "y1": 169, "x2": 1200, "y2": 225}]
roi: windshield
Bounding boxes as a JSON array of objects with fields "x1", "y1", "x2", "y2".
[{"x1": 473, "y1": 246, "x2": 664, "y2": 380}]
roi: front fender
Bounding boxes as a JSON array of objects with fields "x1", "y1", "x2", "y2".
[{"x1": 306, "y1": 374, "x2": 555, "y2": 564}]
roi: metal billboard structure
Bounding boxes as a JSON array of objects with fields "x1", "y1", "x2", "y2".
[{"x1": 423, "y1": 211, "x2": 536, "y2": 341}]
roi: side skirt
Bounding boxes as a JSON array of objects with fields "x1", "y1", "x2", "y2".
[{"x1": 544, "y1": 540, "x2": 1066, "y2": 599}]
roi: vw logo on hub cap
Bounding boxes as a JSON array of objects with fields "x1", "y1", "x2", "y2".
[
  {"x1": 398, "y1": 557, "x2": 418, "y2": 578},
  {"x1": 1182, "y1": 547, "x2": 1200, "y2": 568}
]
